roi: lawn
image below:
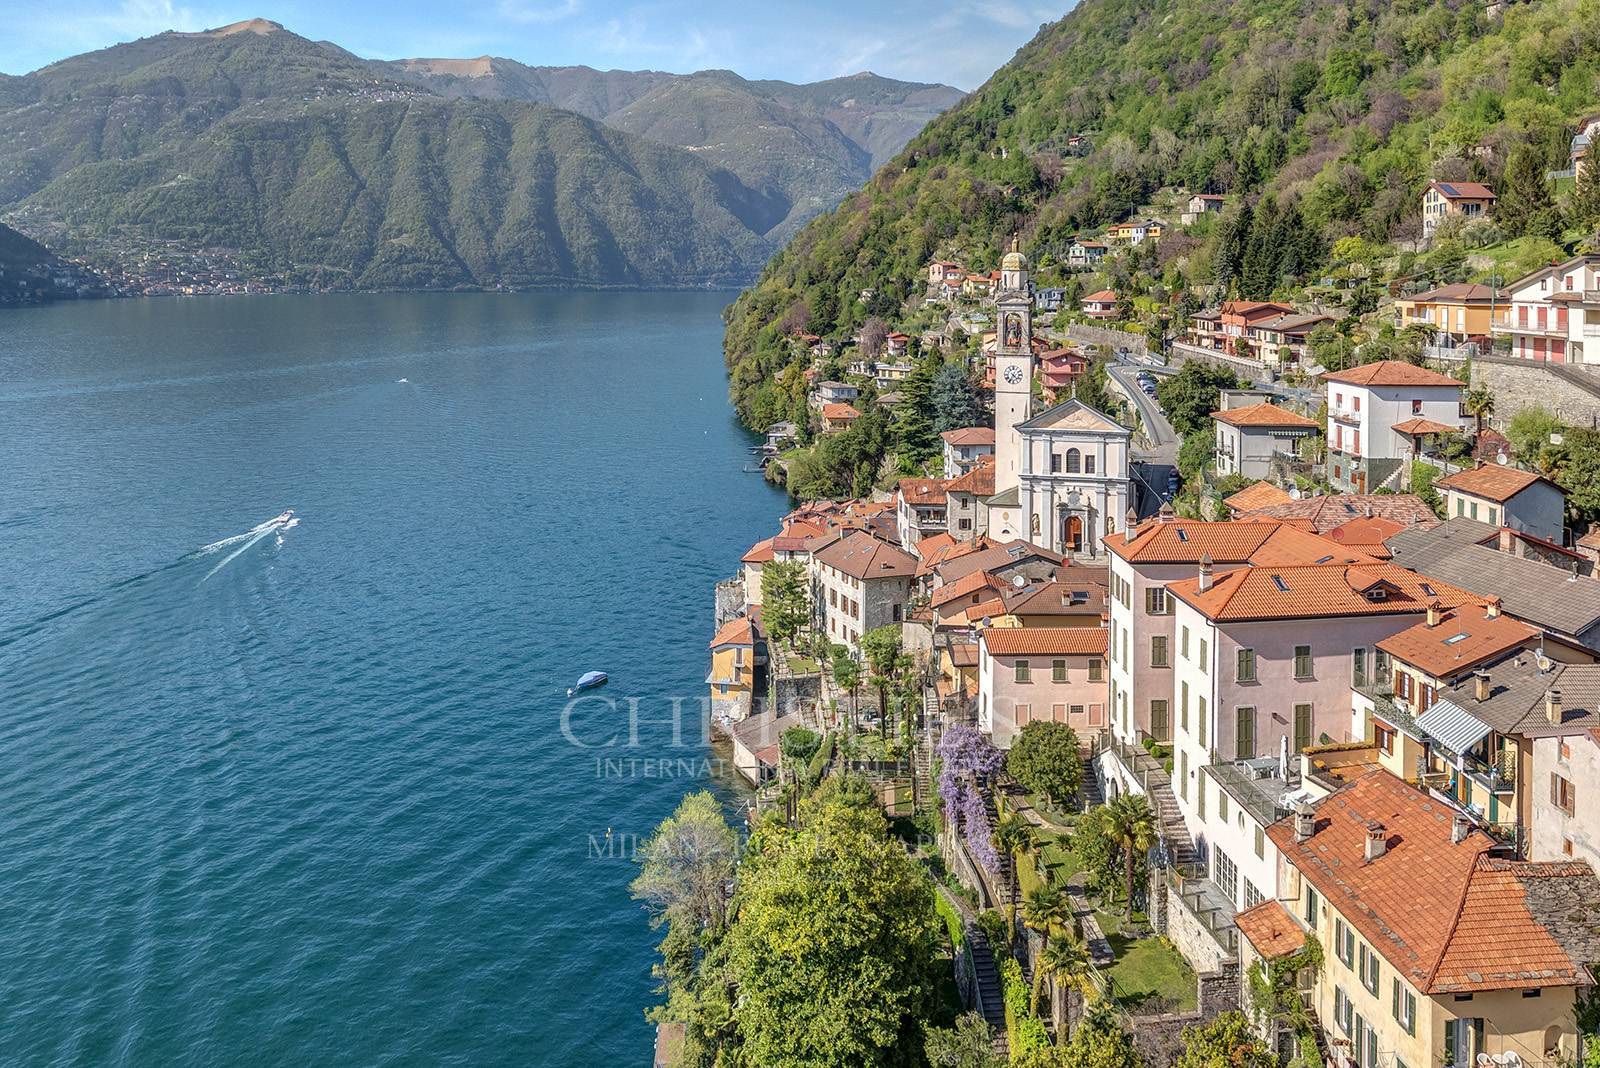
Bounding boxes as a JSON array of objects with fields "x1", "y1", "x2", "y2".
[
  {"x1": 1097, "y1": 909, "x2": 1198, "y2": 1014},
  {"x1": 787, "y1": 657, "x2": 821, "y2": 674}
]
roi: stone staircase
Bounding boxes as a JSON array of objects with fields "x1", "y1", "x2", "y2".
[
  {"x1": 1078, "y1": 746, "x2": 1106, "y2": 810},
  {"x1": 1102, "y1": 736, "x2": 1198, "y2": 869}
]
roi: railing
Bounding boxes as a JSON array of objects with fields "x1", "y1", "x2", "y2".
[{"x1": 1165, "y1": 866, "x2": 1239, "y2": 957}]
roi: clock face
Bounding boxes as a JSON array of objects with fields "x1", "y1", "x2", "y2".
[{"x1": 1003, "y1": 364, "x2": 1025, "y2": 385}]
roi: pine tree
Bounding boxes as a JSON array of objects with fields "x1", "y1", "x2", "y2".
[
  {"x1": 930, "y1": 363, "x2": 981, "y2": 433},
  {"x1": 894, "y1": 355, "x2": 941, "y2": 467},
  {"x1": 1569, "y1": 165, "x2": 1600, "y2": 234},
  {"x1": 1214, "y1": 202, "x2": 1252, "y2": 292},
  {"x1": 1240, "y1": 197, "x2": 1279, "y2": 299},
  {"x1": 1498, "y1": 146, "x2": 1561, "y2": 238}
]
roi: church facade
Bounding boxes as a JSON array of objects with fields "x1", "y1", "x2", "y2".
[{"x1": 984, "y1": 240, "x2": 1133, "y2": 558}]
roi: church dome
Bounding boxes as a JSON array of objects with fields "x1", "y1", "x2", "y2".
[{"x1": 1001, "y1": 249, "x2": 1028, "y2": 271}]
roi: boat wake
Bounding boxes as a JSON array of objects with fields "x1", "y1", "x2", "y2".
[{"x1": 203, "y1": 511, "x2": 297, "y2": 581}]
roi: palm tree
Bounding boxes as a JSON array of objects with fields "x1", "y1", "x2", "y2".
[
  {"x1": 1104, "y1": 794, "x2": 1158, "y2": 920},
  {"x1": 1037, "y1": 932, "x2": 1090, "y2": 1037},
  {"x1": 1465, "y1": 385, "x2": 1495, "y2": 437},
  {"x1": 991, "y1": 812, "x2": 1032, "y2": 933},
  {"x1": 1021, "y1": 885, "x2": 1073, "y2": 1005}
]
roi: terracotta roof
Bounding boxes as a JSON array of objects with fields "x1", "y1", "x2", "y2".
[
  {"x1": 1403, "y1": 283, "x2": 1502, "y2": 305},
  {"x1": 941, "y1": 427, "x2": 995, "y2": 446},
  {"x1": 1391, "y1": 417, "x2": 1459, "y2": 435},
  {"x1": 1168, "y1": 561, "x2": 1477, "y2": 622},
  {"x1": 1268, "y1": 770, "x2": 1599, "y2": 994},
  {"x1": 1376, "y1": 605, "x2": 1538, "y2": 679},
  {"x1": 916, "y1": 535, "x2": 986, "y2": 576},
  {"x1": 821, "y1": 402, "x2": 860, "y2": 420},
  {"x1": 1105, "y1": 518, "x2": 1373, "y2": 566},
  {"x1": 1240, "y1": 494, "x2": 1439, "y2": 534},
  {"x1": 898, "y1": 477, "x2": 950, "y2": 506},
  {"x1": 915, "y1": 532, "x2": 957, "y2": 560},
  {"x1": 1211, "y1": 402, "x2": 1320, "y2": 429},
  {"x1": 957, "y1": 597, "x2": 1009, "y2": 624},
  {"x1": 709, "y1": 616, "x2": 757, "y2": 648},
  {"x1": 812, "y1": 531, "x2": 917, "y2": 580},
  {"x1": 1436, "y1": 464, "x2": 1550, "y2": 503},
  {"x1": 1222, "y1": 300, "x2": 1295, "y2": 319},
  {"x1": 1322, "y1": 516, "x2": 1405, "y2": 557},
  {"x1": 1083, "y1": 289, "x2": 1117, "y2": 302},
  {"x1": 1322, "y1": 361, "x2": 1462, "y2": 387},
  {"x1": 1235, "y1": 901, "x2": 1307, "y2": 962},
  {"x1": 946, "y1": 641, "x2": 980, "y2": 668},
  {"x1": 937, "y1": 540, "x2": 1064, "y2": 584},
  {"x1": 981, "y1": 627, "x2": 1108, "y2": 656},
  {"x1": 931, "y1": 568, "x2": 1006, "y2": 607},
  {"x1": 740, "y1": 537, "x2": 775, "y2": 564},
  {"x1": 946, "y1": 458, "x2": 997, "y2": 497},
  {"x1": 1224, "y1": 481, "x2": 1293, "y2": 513},
  {"x1": 1428, "y1": 180, "x2": 1496, "y2": 201},
  {"x1": 1004, "y1": 574, "x2": 1109, "y2": 618}
]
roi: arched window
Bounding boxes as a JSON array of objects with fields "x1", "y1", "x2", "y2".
[{"x1": 1065, "y1": 448, "x2": 1082, "y2": 473}]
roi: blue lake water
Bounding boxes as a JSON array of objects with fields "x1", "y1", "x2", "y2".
[{"x1": 0, "y1": 292, "x2": 784, "y2": 1065}]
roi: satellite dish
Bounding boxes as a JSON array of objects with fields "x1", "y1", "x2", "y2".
[
  {"x1": 1012, "y1": 574, "x2": 1027, "y2": 588},
  {"x1": 1289, "y1": 485, "x2": 1303, "y2": 500},
  {"x1": 1497, "y1": 451, "x2": 1509, "y2": 465}
]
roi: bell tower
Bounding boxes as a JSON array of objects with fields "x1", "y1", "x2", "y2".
[{"x1": 993, "y1": 236, "x2": 1034, "y2": 492}]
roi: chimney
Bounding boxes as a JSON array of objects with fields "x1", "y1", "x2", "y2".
[
  {"x1": 1474, "y1": 671, "x2": 1491, "y2": 702},
  {"x1": 1295, "y1": 805, "x2": 1316, "y2": 843},
  {"x1": 1126, "y1": 507, "x2": 1138, "y2": 544},
  {"x1": 1364, "y1": 821, "x2": 1388, "y2": 862},
  {"x1": 1158, "y1": 503, "x2": 1176, "y2": 523},
  {"x1": 1426, "y1": 601, "x2": 1443, "y2": 627},
  {"x1": 1547, "y1": 688, "x2": 1563, "y2": 726},
  {"x1": 1485, "y1": 597, "x2": 1501, "y2": 620},
  {"x1": 1498, "y1": 527, "x2": 1515, "y2": 554},
  {"x1": 1452, "y1": 813, "x2": 1472, "y2": 844},
  {"x1": 1198, "y1": 554, "x2": 1214, "y2": 593},
  {"x1": 1476, "y1": 458, "x2": 1487, "y2": 469}
]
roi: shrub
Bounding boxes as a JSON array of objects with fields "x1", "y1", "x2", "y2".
[{"x1": 1001, "y1": 957, "x2": 1051, "y2": 1058}]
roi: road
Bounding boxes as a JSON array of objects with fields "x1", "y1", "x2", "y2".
[{"x1": 1107, "y1": 360, "x2": 1179, "y2": 518}]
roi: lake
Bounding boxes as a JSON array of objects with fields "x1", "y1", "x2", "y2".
[{"x1": 0, "y1": 292, "x2": 785, "y2": 1065}]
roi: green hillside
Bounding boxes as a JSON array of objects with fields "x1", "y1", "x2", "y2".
[{"x1": 723, "y1": 0, "x2": 1600, "y2": 428}]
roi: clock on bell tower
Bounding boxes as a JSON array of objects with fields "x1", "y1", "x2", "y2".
[{"x1": 993, "y1": 237, "x2": 1034, "y2": 493}]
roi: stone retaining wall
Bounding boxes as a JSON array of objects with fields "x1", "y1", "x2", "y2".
[
  {"x1": 1067, "y1": 323, "x2": 1148, "y2": 356},
  {"x1": 1163, "y1": 881, "x2": 1234, "y2": 975},
  {"x1": 1468, "y1": 355, "x2": 1600, "y2": 429}
]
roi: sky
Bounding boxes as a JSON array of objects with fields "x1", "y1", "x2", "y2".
[{"x1": 0, "y1": 0, "x2": 1068, "y2": 90}]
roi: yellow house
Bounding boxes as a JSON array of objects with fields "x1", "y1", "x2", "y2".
[
  {"x1": 1260, "y1": 770, "x2": 1600, "y2": 1068},
  {"x1": 1394, "y1": 284, "x2": 1503, "y2": 346},
  {"x1": 709, "y1": 616, "x2": 762, "y2": 718}
]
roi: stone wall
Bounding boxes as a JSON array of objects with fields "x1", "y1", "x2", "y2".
[
  {"x1": 1470, "y1": 355, "x2": 1600, "y2": 429},
  {"x1": 1067, "y1": 323, "x2": 1148, "y2": 356},
  {"x1": 715, "y1": 576, "x2": 746, "y2": 629},
  {"x1": 1163, "y1": 881, "x2": 1235, "y2": 975},
  {"x1": 1171, "y1": 341, "x2": 1268, "y2": 383}
]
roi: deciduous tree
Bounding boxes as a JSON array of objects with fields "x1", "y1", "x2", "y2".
[
  {"x1": 1006, "y1": 721, "x2": 1083, "y2": 807},
  {"x1": 760, "y1": 559, "x2": 810, "y2": 648}
]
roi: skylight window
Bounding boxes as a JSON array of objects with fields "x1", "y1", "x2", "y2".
[
  {"x1": 1272, "y1": 576, "x2": 1290, "y2": 592},
  {"x1": 1421, "y1": 583, "x2": 1436, "y2": 596},
  {"x1": 1443, "y1": 633, "x2": 1469, "y2": 645},
  {"x1": 1176, "y1": 529, "x2": 1189, "y2": 542},
  {"x1": 1315, "y1": 555, "x2": 1334, "y2": 564}
]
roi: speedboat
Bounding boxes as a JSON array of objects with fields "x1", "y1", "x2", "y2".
[
  {"x1": 567, "y1": 670, "x2": 608, "y2": 697},
  {"x1": 271, "y1": 510, "x2": 294, "y2": 526}
]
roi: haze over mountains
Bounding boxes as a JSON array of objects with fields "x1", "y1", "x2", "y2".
[{"x1": 0, "y1": 19, "x2": 961, "y2": 292}]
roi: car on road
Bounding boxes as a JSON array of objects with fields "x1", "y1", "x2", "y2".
[{"x1": 1167, "y1": 471, "x2": 1181, "y2": 495}]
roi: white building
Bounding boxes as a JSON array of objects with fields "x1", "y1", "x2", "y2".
[
  {"x1": 1322, "y1": 360, "x2": 1465, "y2": 493},
  {"x1": 1212, "y1": 402, "x2": 1320, "y2": 480},
  {"x1": 1194, "y1": 758, "x2": 1301, "y2": 913},
  {"x1": 941, "y1": 427, "x2": 995, "y2": 477},
  {"x1": 1491, "y1": 254, "x2": 1600, "y2": 365},
  {"x1": 1009, "y1": 399, "x2": 1131, "y2": 557}
]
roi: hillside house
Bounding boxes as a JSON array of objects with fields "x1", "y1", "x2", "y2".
[
  {"x1": 1422, "y1": 180, "x2": 1496, "y2": 239},
  {"x1": 1323, "y1": 361, "x2": 1465, "y2": 493},
  {"x1": 1180, "y1": 194, "x2": 1226, "y2": 225},
  {"x1": 1082, "y1": 290, "x2": 1119, "y2": 320},
  {"x1": 1492, "y1": 254, "x2": 1600, "y2": 365},
  {"x1": 1212, "y1": 402, "x2": 1321, "y2": 480},
  {"x1": 1395, "y1": 284, "x2": 1503, "y2": 348}
]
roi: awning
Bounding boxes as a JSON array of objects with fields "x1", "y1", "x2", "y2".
[{"x1": 1415, "y1": 699, "x2": 1491, "y2": 755}]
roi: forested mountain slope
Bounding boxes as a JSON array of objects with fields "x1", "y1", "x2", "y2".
[{"x1": 723, "y1": 0, "x2": 1600, "y2": 427}]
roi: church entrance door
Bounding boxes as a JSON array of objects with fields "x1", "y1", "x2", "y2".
[{"x1": 1065, "y1": 514, "x2": 1084, "y2": 553}]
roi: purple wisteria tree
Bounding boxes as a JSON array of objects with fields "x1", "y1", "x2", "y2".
[{"x1": 937, "y1": 726, "x2": 1005, "y2": 875}]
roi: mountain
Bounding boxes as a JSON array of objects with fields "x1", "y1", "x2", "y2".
[
  {"x1": 375, "y1": 61, "x2": 963, "y2": 241},
  {"x1": 722, "y1": 0, "x2": 1600, "y2": 427},
  {"x1": 0, "y1": 222, "x2": 106, "y2": 304},
  {"x1": 0, "y1": 20, "x2": 959, "y2": 291}
]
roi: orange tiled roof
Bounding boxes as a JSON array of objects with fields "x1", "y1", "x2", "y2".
[
  {"x1": 1211, "y1": 402, "x2": 1320, "y2": 429},
  {"x1": 931, "y1": 568, "x2": 1006, "y2": 608},
  {"x1": 898, "y1": 477, "x2": 950, "y2": 506},
  {"x1": 1321, "y1": 360, "x2": 1462, "y2": 387},
  {"x1": 1436, "y1": 464, "x2": 1549, "y2": 503},
  {"x1": 813, "y1": 530, "x2": 917, "y2": 580},
  {"x1": 1376, "y1": 605, "x2": 1538, "y2": 679},
  {"x1": 821, "y1": 402, "x2": 861, "y2": 420},
  {"x1": 1084, "y1": 289, "x2": 1117, "y2": 302},
  {"x1": 1105, "y1": 518, "x2": 1373, "y2": 567},
  {"x1": 915, "y1": 532, "x2": 957, "y2": 560},
  {"x1": 740, "y1": 537, "x2": 775, "y2": 564},
  {"x1": 946, "y1": 458, "x2": 997, "y2": 497},
  {"x1": 709, "y1": 616, "x2": 757, "y2": 648},
  {"x1": 916, "y1": 535, "x2": 986, "y2": 576},
  {"x1": 1239, "y1": 494, "x2": 1438, "y2": 534},
  {"x1": 957, "y1": 596, "x2": 1009, "y2": 624},
  {"x1": 1168, "y1": 561, "x2": 1476, "y2": 622},
  {"x1": 941, "y1": 427, "x2": 995, "y2": 446},
  {"x1": 1269, "y1": 770, "x2": 1597, "y2": 994},
  {"x1": 1234, "y1": 901, "x2": 1306, "y2": 962},
  {"x1": 1223, "y1": 481, "x2": 1293, "y2": 513},
  {"x1": 982, "y1": 627, "x2": 1108, "y2": 656},
  {"x1": 1391, "y1": 417, "x2": 1459, "y2": 435}
]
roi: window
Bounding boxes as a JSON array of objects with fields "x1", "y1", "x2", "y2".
[
  {"x1": 1295, "y1": 704, "x2": 1312, "y2": 751},
  {"x1": 1359, "y1": 943, "x2": 1380, "y2": 995},
  {"x1": 1181, "y1": 682, "x2": 1190, "y2": 732},
  {"x1": 1353, "y1": 647, "x2": 1367, "y2": 687},
  {"x1": 1237, "y1": 648, "x2": 1257, "y2": 683},
  {"x1": 1294, "y1": 645, "x2": 1313, "y2": 679},
  {"x1": 1086, "y1": 455, "x2": 1096, "y2": 474},
  {"x1": 1050, "y1": 452, "x2": 1062, "y2": 474},
  {"x1": 1198, "y1": 696, "x2": 1208, "y2": 748},
  {"x1": 1088, "y1": 658, "x2": 1104, "y2": 682},
  {"x1": 1561, "y1": 737, "x2": 1572, "y2": 761},
  {"x1": 1335, "y1": 919, "x2": 1355, "y2": 966},
  {"x1": 1411, "y1": 399, "x2": 1423, "y2": 414},
  {"x1": 1151, "y1": 635, "x2": 1169, "y2": 667},
  {"x1": 1181, "y1": 626, "x2": 1190, "y2": 659},
  {"x1": 1179, "y1": 751, "x2": 1188, "y2": 800},
  {"x1": 1244, "y1": 880, "x2": 1263, "y2": 909},
  {"x1": 1552, "y1": 772, "x2": 1576, "y2": 816},
  {"x1": 1214, "y1": 848, "x2": 1239, "y2": 902},
  {"x1": 1151, "y1": 700, "x2": 1170, "y2": 740},
  {"x1": 1065, "y1": 449, "x2": 1081, "y2": 474},
  {"x1": 1304, "y1": 884, "x2": 1319, "y2": 927},
  {"x1": 891, "y1": 603, "x2": 902, "y2": 622},
  {"x1": 1376, "y1": 723, "x2": 1396, "y2": 756},
  {"x1": 1015, "y1": 661, "x2": 1031, "y2": 684},
  {"x1": 1353, "y1": 396, "x2": 1361, "y2": 412},
  {"x1": 1395, "y1": 978, "x2": 1420, "y2": 1029},
  {"x1": 1198, "y1": 775, "x2": 1207, "y2": 818},
  {"x1": 1199, "y1": 638, "x2": 1208, "y2": 671},
  {"x1": 1236, "y1": 707, "x2": 1256, "y2": 759},
  {"x1": 1017, "y1": 703, "x2": 1032, "y2": 724},
  {"x1": 1488, "y1": 507, "x2": 1498, "y2": 525},
  {"x1": 1335, "y1": 987, "x2": 1351, "y2": 1035},
  {"x1": 1146, "y1": 587, "x2": 1167, "y2": 614},
  {"x1": 1254, "y1": 825, "x2": 1265, "y2": 860},
  {"x1": 1052, "y1": 659, "x2": 1067, "y2": 683}
]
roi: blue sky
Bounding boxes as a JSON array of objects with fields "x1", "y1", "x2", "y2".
[{"x1": 0, "y1": 0, "x2": 1067, "y2": 89}]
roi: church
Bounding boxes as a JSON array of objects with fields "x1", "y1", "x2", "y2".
[{"x1": 984, "y1": 240, "x2": 1132, "y2": 558}]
